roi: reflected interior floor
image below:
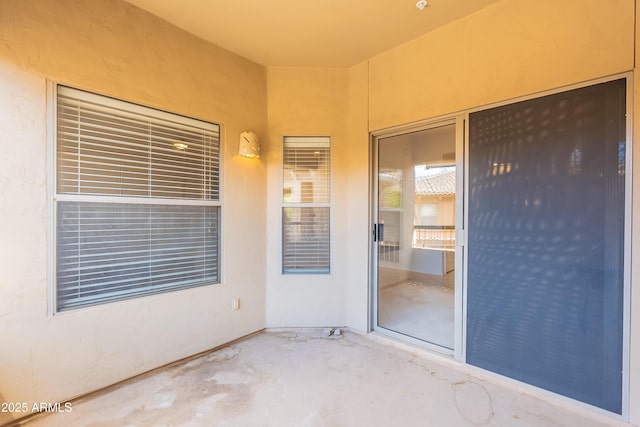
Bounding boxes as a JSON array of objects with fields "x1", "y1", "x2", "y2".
[{"x1": 379, "y1": 273, "x2": 454, "y2": 349}]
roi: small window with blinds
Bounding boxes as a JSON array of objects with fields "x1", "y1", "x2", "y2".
[
  {"x1": 282, "y1": 136, "x2": 331, "y2": 274},
  {"x1": 53, "y1": 85, "x2": 221, "y2": 311}
]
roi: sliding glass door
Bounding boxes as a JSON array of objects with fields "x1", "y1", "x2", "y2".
[
  {"x1": 373, "y1": 123, "x2": 461, "y2": 350},
  {"x1": 371, "y1": 76, "x2": 629, "y2": 415}
]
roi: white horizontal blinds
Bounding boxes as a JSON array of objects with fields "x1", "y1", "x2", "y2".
[
  {"x1": 57, "y1": 203, "x2": 219, "y2": 310},
  {"x1": 282, "y1": 207, "x2": 330, "y2": 273},
  {"x1": 283, "y1": 136, "x2": 330, "y2": 203},
  {"x1": 57, "y1": 86, "x2": 220, "y2": 200},
  {"x1": 378, "y1": 169, "x2": 402, "y2": 209},
  {"x1": 282, "y1": 136, "x2": 331, "y2": 274},
  {"x1": 55, "y1": 85, "x2": 221, "y2": 311}
]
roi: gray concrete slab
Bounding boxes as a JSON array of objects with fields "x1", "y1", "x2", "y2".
[{"x1": 19, "y1": 330, "x2": 629, "y2": 427}]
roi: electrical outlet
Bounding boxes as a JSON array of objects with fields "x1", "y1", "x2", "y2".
[{"x1": 231, "y1": 298, "x2": 240, "y2": 311}]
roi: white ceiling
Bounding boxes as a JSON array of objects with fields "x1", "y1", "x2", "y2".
[{"x1": 124, "y1": 0, "x2": 502, "y2": 67}]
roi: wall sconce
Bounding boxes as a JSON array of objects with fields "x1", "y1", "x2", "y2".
[{"x1": 239, "y1": 131, "x2": 260, "y2": 159}]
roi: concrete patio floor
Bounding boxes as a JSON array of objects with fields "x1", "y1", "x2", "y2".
[{"x1": 15, "y1": 330, "x2": 630, "y2": 427}]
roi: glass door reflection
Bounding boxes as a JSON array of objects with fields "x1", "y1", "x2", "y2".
[{"x1": 376, "y1": 124, "x2": 457, "y2": 349}]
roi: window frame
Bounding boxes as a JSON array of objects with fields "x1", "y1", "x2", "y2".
[
  {"x1": 47, "y1": 82, "x2": 223, "y2": 314},
  {"x1": 281, "y1": 135, "x2": 332, "y2": 275}
]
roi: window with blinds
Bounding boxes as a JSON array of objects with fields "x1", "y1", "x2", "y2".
[
  {"x1": 282, "y1": 136, "x2": 331, "y2": 274},
  {"x1": 54, "y1": 85, "x2": 221, "y2": 311}
]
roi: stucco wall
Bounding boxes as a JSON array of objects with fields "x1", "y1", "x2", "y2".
[
  {"x1": 265, "y1": 67, "x2": 349, "y2": 327},
  {"x1": 632, "y1": 3, "x2": 640, "y2": 424},
  {"x1": 0, "y1": 0, "x2": 267, "y2": 421},
  {"x1": 367, "y1": 0, "x2": 634, "y2": 131},
  {"x1": 344, "y1": 62, "x2": 371, "y2": 331}
]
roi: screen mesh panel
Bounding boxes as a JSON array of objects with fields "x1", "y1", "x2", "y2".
[{"x1": 466, "y1": 79, "x2": 626, "y2": 413}]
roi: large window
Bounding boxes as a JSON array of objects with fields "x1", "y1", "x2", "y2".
[
  {"x1": 53, "y1": 85, "x2": 221, "y2": 311},
  {"x1": 282, "y1": 136, "x2": 331, "y2": 274}
]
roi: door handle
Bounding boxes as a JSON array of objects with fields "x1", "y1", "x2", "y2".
[{"x1": 373, "y1": 223, "x2": 384, "y2": 242}]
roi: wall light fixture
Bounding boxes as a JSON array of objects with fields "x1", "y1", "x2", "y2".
[{"x1": 239, "y1": 131, "x2": 260, "y2": 158}]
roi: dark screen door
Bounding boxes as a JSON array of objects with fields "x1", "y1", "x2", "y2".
[{"x1": 466, "y1": 79, "x2": 626, "y2": 413}]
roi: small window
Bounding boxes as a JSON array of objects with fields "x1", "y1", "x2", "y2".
[
  {"x1": 282, "y1": 136, "x2": 330, "y2": 274},
  {"x1": 53, "y1": 85, "x2": 221, "y2": 311}
]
